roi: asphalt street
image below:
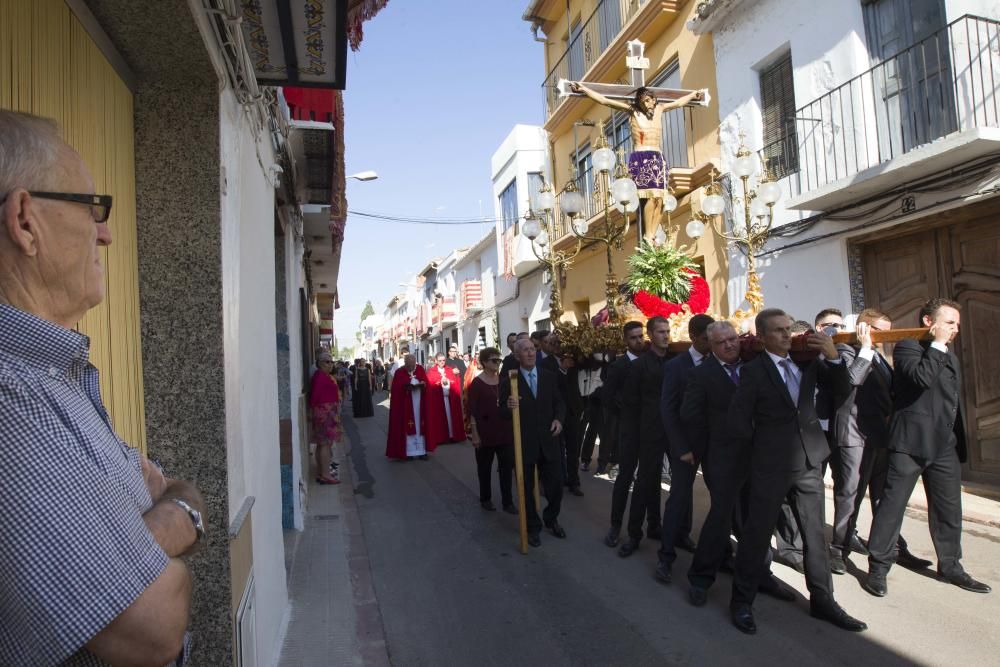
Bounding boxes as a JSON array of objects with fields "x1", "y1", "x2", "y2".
[{"x1": 343, "y1": 394, "x2": 1000, "y2": 667}]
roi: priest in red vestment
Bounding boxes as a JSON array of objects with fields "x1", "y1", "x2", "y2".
[
  {"x1": 386, "y1": 354, "x2": 433, "y2": 460},
  {"x1": 426, "y1": 352, "x2": 465, "y2": 447}
]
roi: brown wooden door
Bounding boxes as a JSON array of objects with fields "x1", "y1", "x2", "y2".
[
  {"x1": 861, "y1": 217, "x2": 1000, "y2": 485},
  {"x1": 862, "y1": 229, "x2": 940, "y2": 329},
  {"x1": 946, "y1": 217, "x2": 1000, "y2": 481}
]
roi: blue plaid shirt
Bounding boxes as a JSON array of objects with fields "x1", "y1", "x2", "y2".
[{"x1": 0, "y1": 304, "x2": 168, "y2": 666}]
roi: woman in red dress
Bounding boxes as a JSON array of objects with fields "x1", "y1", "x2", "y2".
[{"x1": 310, "y1": 352, "x2": 343, "y2": 484}]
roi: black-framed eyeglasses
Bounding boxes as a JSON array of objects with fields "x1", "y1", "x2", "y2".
[
  {"x1": 0, "y1": 191, "x2": 113, "y2": 223},
  {"x1": 816, "y1": 322, "x2": 846, "y2": 330}
]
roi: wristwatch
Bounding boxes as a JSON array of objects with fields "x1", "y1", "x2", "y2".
[{"x1": 171, "y1": 498, "x2": 205, "y2": 545}]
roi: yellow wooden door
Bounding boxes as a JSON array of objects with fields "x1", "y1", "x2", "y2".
[{"x1": 1, "y1": 0, "x2": 146, "y2": 451}]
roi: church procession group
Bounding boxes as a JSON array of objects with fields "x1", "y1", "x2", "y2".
[{"x1": 381, "y1": 297, "x2": 990, "y2": 636}]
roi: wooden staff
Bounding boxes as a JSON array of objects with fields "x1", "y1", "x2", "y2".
[
  {"x1": 509, "y1": 370, "x2": 529, "y2": 555},
  {"x1": 666, "y1": 327, "x2": 931, "y2": 354}
]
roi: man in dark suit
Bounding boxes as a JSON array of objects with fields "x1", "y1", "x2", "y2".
[
  {"x1": 829, "y1": 309, "x2": 931, "y2": 574},
  {"x1": 617, "y1": 316, "x2": 672, "y2": 558},
  {"x1": 864, "y1": 299, "x2": 991, "y2": 596},
  {"x1": 499, "y1": 338, "x2": 566, "y2": 547},
  {"x1": 728, "y1": 308, "x2": 866, "y2": 635},
  {"x1": 684, "y1": 321, "x2": 794, "y2": 604},
  {"x1": 603, "y1": 321, "x2": 647, "y2": 547},
  {"x1": 501, "y1": 332, "x2": 528, "y2": 375},
  {"x1": 653, "y1": 314, "x2": 714, "y2": 582},
  {"x1": 557, "y1": 352, "x2": 585, "y2": 496}
]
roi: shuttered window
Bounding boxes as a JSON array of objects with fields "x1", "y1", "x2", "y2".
[{"x1": 759, "y1": 52, "x2": 799, "y2": 178}]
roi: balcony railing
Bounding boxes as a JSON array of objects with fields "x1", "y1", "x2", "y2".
[
  {"x1": 542, "y1": 0, "x2": 650, "y2": 116},
  {"x1": 789, "y1": 14, "x2": 1000, "y2": 195}
]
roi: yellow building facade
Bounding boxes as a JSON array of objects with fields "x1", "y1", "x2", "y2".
[
  {"x1": 2, "y1": 0, "x2": 146, "y2": 450},
  {"x1": 524, "y1": 0, "x2": 729, "y2": 324}
]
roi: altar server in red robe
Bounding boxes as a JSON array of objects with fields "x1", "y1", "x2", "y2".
[
  {"x1": 386, "y1": 354, "x2": 433, "y2": 460},
  {"x1": 426, "y1": 352, "x2": 465, "y2": 447}
]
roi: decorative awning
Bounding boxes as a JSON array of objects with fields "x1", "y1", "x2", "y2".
[{"x1": 239, "y1": 0, "x2": 348, "y2": 89}]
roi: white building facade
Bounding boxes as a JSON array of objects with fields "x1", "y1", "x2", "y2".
[{"x1": 693, "y1": 0, "x2": 1000, "y2": 486}]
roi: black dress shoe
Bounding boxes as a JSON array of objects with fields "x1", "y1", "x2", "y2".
[
  {"x1": 646, "y1": 526, "x2": 663, "y2": 541},
  {"x1": 730, "y1": 603, "x2": 756, "y2": 635},
  {"x1": 604, "y1": 527, "x2": 620, "y2": 548},
  {"x1": 720, "y1": 554, "x2": 736, "y2": 574},
  {"x1": 862, "y1": 572, "x2": 887, "y2": 597},
  {"x1": 502, "y1": 504, "x2": 518, "y2": 515},
  {"x1": 547, "y1": 521, "x2": 567, "y2": 539},
  {"x1": 527, "y1": 533, "x2": 541, "y2": 548},
  {"x1": 568, "y1": 486, "x2": 584, "y2": 497},
  {"x1": 810, "y1": 598, "x2": 867, "y2": 632},
  {"x1": 758, "y1": 576, "x2": 795, "y2": 602},
  {"x1": 653, "y1": 561, "x2": 672, "y2": 585},
  {"x1": 897, "y1": 547, "x2": 933, "y2": 570},
  {"x1": 941, "y1": 571, "x2": 992, "y2": 593},
  {"x1": 849, "y1": 533, "x2": 870, "y2": 555},
  {"x1": 480, "y1": 500, "x2": 496, "y2": 511},
  {"x1": 689, "y1": 586, "x2": 708, "y2": 607},
  {"x1": 830, "y1": 555, "x2": 847, "y2": 575},
  {"x1": 675, "y1": 535, "x2": 696, "y2": 552},
  {"x1": 618, "y1": 539, "x2": 640, "y2": 558}
]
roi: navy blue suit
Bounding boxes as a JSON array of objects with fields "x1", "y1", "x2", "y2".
[{"x1": 657, "y1": 351, "x2": 699, "y2": 566}]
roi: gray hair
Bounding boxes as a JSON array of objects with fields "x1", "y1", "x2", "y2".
[
  {"x1": 514, "y1": 338, "x2": 535, "y2": 353},
  {"x1": 706, "y1": 320, "x2": 736, "y2": 339},
  {"x1": 0, "y1": 110, "x2": 64, "y2": 195}
]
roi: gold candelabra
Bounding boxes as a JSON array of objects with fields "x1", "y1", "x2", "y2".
[
  {"x1": 689, "y1": 132, "x2": 782, "y2": 327},
  {"x1": 522, "y1": 177, "x2": 582, "y2": 325},
  {"x1": 560, "y1": 134, "x2": 640, "y2": 325}
]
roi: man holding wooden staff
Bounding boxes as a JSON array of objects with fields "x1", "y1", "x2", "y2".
[{"x1": 500, "y1": 339, "x2": 566, "y2": 548}]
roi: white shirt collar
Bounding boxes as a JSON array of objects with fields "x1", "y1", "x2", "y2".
[
  {"x1": 766, "y1": 349, "x2": 798, "y2": 376},
  {"x1": 688, "y1": 347, "x2": 706, "y2": 365},
  {"x1": 626, "y1": 350, "x2": 639, "y2": 361}
]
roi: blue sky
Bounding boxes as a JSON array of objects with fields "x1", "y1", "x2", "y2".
[{"x1": 338, "y1": 0, "x2": 545, "y2": 346}]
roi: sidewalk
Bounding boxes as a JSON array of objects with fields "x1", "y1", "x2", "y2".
[{"x1": 277, "y1": 424, "x2": 389, "y2": 666}]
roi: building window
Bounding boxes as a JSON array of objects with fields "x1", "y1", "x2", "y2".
[
  {"x1": 649, "y1": 61, "x2": 691, "y2": 169},
  {"x1": 526, "y1": 172, "x2": 545, "y2": 212},
  {"x1": 498, "y1": 179, "x2": 519, "y2": 232},
  {"x1": 759, "y1": 51, "x2": 799, "y2": 179}
]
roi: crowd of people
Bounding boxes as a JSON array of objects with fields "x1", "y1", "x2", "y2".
[{"x1": 372, "y1": 298, "x2": 991, "y2": 637}]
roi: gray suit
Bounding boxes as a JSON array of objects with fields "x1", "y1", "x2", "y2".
[{"x1": 829, "y1": 343, "x2": 889, "y2": 556}]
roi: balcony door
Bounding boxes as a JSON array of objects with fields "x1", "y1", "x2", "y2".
[
  {"x1": 568, "y1": 19, "x2": 585, "y2": 81},
  {"x1": 863, "y1": 0, "x2": 954, "y2": 159}
]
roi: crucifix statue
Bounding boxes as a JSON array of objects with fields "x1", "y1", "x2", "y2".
[{"x1": 557, "y1": 40, "x2": 710, "y2": 243}]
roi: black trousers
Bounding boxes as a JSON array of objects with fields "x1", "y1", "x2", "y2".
[
  {"x1": 657, "y1": 454, "x2": 696, "y2": 565},
  {"x1": 475, "y1": 444, "x2": 514, "y2": 506},
  {"x1": 688, "y1": 443, "x2": 751, "y2": 589},
  {"x1": 868, "y1": 444, "x2": 963, "y2": 577},
  {"x1": 562, "y1": 411, "x2": 582, "y2": 488},
  {"x1": 626, "y1": 440, "x2": 664, "y2": 541},
  {"x1": 609, "y1": 433, "x2": 661, "y2": 531},
  {"x1": 523, "y1": 451, "x2": 564, "y2": 534},
  {"x1": 732, "y1": 451, "x2": 834, "y2": 606},
  {"x1": 601, "y1": 411, "x2": 621, "y2": 465},
  {"x1": 579, "y1": 395, "x2": 604, "y2": 464}
]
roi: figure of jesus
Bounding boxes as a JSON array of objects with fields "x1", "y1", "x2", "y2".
[{"x1": 571, "y1": 83, "x2": 705, "y2": 241}]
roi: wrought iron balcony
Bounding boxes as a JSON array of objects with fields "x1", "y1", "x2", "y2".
[
  {"x1": 541, "y1": 0, "x2": 651, "y2": 117},
  {"x1": 780, "y1": 14, "x2": 1000, "y2": 206}
]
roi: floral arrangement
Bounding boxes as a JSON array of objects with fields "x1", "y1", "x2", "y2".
[
  {"x1": 626, "y1": 240, "x2": 711, "y2": 318},
  {"x1": 556, "y1": 320, "x2": 625, "y2": 361}
]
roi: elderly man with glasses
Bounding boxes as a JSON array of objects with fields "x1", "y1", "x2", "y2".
[{"x1": 0, "y1": 110, "x2": 205, "y2": 666}]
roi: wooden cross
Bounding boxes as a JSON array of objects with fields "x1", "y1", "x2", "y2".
[{"x1": 557, "y1": 39, "x2": 711, "y2": 107}]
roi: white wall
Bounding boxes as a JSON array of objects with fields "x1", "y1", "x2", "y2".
[
  {"x1": 284, "y1": 227, "x2": 306, "y2": 530},
  {"x1": 219, "y1": 88, "x2": 288, "y2": 667},
  {"x1": 947, "y1": 0, "x2": 1000, "y2": 20}
]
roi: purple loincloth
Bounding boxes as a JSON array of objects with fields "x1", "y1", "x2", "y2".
[{"x1": 627, "y1": 150, "x2": 668, "y2": 199}]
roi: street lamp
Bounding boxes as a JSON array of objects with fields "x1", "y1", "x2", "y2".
[
  {"x1": 347, "y1": 170, "x2": 378, "y2": 181},
  {"x1": 563, "y1": 134, "x2": 639, "y2": 324},
  {"x1": 687, "y1": 132, "x2": 782, "y2": 325},
  {"x1": 522, "y1": 177, "x2": 582, "y2": 325}
]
